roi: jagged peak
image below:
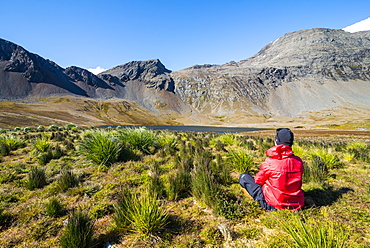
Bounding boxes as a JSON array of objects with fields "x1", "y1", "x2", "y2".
[{"x1": 102, "y1": 59, "x2": 170, "y2": 75}]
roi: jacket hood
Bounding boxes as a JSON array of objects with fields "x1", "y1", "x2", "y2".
[{"x1": 266, "y1": 145, "x2": 294, "y2": 159}]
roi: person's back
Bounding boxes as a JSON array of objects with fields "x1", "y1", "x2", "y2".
[
  {"x1": 239, "y1": 128, "x2": 304, "y2": 211},
  {"x1": 255, "y1": 144, "x2": 304, "y2": 210}
]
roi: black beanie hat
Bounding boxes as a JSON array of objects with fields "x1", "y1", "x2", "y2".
[{"x1": 275, "y1": 128, "x2": 294, "y2": 146}]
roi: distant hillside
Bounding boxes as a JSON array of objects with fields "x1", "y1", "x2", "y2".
[
  {"x1": 0, "y1": 28, "x2": 370, "y2": 127},
  {"x1": 172, "y1": 28, "x2": 370, "y2": 119}
]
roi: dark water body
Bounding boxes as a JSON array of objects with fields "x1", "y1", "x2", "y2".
[{"x1": 103, "y1": 125, "x2": 271, "y2": 133}]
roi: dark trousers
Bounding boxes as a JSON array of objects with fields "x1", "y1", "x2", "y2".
[{"x1": 239, "y1": 173, "x2": 277, "y2": 211}]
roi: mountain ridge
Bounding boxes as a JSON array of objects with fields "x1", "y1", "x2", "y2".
[{"x1": 0, "y1": 28, "x2": 370, "y2": 127}]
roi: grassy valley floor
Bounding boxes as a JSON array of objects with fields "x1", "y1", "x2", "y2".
[{"x1": 0, "y1": 126, "x2": 369, "y2": 247}]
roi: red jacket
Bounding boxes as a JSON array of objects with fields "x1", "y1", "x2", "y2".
[{"x1": 254, "y1": 145, "x2": 304, "y2": 210}]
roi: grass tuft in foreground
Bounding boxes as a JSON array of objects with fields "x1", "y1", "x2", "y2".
[
  {"x1": 59, "y1": 209, "x2": 94, "y2": 248},
  {"x1": 114, "y1": 187, "x2": 169, "y2": 236},
  {"x1": 270, "y1": 210, "x2": 350, "y2": 248}
]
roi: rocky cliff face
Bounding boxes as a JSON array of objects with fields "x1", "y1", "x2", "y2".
[{"x1": 1, "y1": 28, "x2": 370, "y2": 125}]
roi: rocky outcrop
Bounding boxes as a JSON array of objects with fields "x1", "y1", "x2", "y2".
[
  {"x1": 64, "y1": 66, "x2": 113, "y2": 89},
  {"x1": 101, "y1": 59, "x2": 175, "y2": 92}
]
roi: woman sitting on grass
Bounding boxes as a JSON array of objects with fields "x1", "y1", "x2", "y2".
[{"x1": 239, "y1": 128, "x2": 304, "y2": 211}]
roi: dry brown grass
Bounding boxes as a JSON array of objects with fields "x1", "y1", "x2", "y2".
[
  {"x1": 1, "y1": 96, "x2": 369, "y2": 135},
  {"x1": 0, "y1": 97, "x2": 177, "y2": 129}
]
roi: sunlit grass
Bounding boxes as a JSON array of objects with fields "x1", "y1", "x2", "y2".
[
  {"x1": 114, "y1": 187, "x2": 168, "y2": 235},
  {"x1": 26, "y1": 166, "x2": 47, "y2": 190},
  {"x1": 32, "y1": 137, "x2": 52, "y2": 154},
  {"x1": 210, "y1": 133, "x2": 242, "y2": 147},
  {"x1": 79, "y1": 129, "x2": 122, "y2": 167},
  {"x1": 0, "y1": 127, "x2": 369, "y2": 247},
  {"x1": 228, "y1": 147, "x2": 254, "y2": 173},
  {"x1": 118, "y1": 127, "x2": 159, "y2": 155},
  {"x1": 271, "y1": 210, "x2": 350, "y2": 248},
  {"x1": 59, "y1": 209, "x2": 94, "y2": 248},
  {"x1": 0, "y1": 135, "x2": 26, "y2": 151}
]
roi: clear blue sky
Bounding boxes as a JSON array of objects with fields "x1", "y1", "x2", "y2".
[{"x1": 1, "y1": 0, "x2": 370, "y2": 71}]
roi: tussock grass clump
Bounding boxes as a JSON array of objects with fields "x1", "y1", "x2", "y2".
[
  {"x1": 271, "y1": 210, "x2": 350, "y2": 248},
  {"x1": 26, "y1": 167, "x2": 47, "y2": 190},
  {"x1": 210, "y1": 133, "x2": 242, "y2": 147},
  {"x1": 255, "y1": 137, "x2": 274, "y2": 155},
  {"x1": 59, "y1": 209, "x2": 94, "y2": 248},
  {"x1": 292, "y1": 145, "x2": 310, "y2": 159},
  {"x1": 346, "y1": 141, "x2": 370, "y2": 163},
  {"x1": 147, "y1": 174, "x2": 165, "y2": 199},
  {"x1": 32, "y1": 137, "x2": 52, "y2": 154},
  {"x1": 65, "y1": 123, "x2": 77, "y2": 130},
  {"x1": 35, "y1": 145, "x2": 66, "y2": 165},
  {"x1": 52, "y1": 145, "x2": 65, "y2": 158},
  {"x1": 46, "y1": 197, "x2": 64, "y2": 217},
  {"x1": 36, "y1": 150, "x2": 54, "y2": 165},
  {"x1": 114, "y1": 188, "x2": 168, "y2": 235},
  {"x1": 118, "y1": 127, "x2": 159, "y2": 155},
  {"x1": 228, "y1": 148, "x2": 254, "y2": 173},
  {"x1": 56, "y1": 170, "x2": 79, "y2": 192},
  {"x1": 157, "y1": 131, "x2": 178, "y2": 152},
  {"x1": 0, "y1": 142, "x2": 10, "y2": 157},
  {"x1": 165, "y1": 155, "x2": 192, "y2": 201},
  {"x1": 310, "y1": 148, "x2": 342, "y2": 169},
  {"x1": 212, "y1": 153, "x2": 232, "y2": 185},
  {"x1": 190, "y1": 154, "x2": 245, "y2": 219},
  {"x1": 165, "y1": 168, "x2": 191, "y2": 201},
  {"x1": 191, "y1": 160, "x2": 219, "y2": 210},
  {"x1": 0, "y1": 135, "x2": 26, "y2": 151},
  {"x1": 129, "y1": 192, "x2": 169, "y2": 235},
  {"x1": 114, "y1": 187, "x2": 134, "y2": 231},
  {"x1": 0, "y1": 135, "x2": 26, "y2": 156},
  {"x1": 303, "y1": 155, "x2": 328, "y2": 187},
  {"x1": 79, "y1": 129, "x2": 122, "y2": 167},
  {"x1": 37, "y1": 125, "x2": 45, "y2": 131},
  {"x1": 48, "y1": 125, "x2": 59, "y2": 131}
]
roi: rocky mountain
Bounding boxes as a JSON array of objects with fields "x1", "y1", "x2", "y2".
[
  {"x1": 171, "y1": 28, "x2": 370, "y2": 120},
  {"x1": 1, "y1": 28, "x2": 370, "y2": 126},
  {"x1": 0, "y1": 39, "x2": 188, "y2": 116}
]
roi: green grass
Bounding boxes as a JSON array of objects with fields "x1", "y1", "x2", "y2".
[
  {"x1": 227, "y1": 147, "x2": 255, "y2": 173},
  {"x1": 0, "y1": 135, "x2": 26, "y2": 151},
  {"x1": 32, "y1": 137, "x2": 52, "y2": 154},
  {"x1": 45, "y1": 197, "x2": 64, "y2": 217},
  {"x1": 56, "y1": 169, "x2": 79, "y2": 192},
  {"x1": 114, "y1": 187, "x2": 168, "y2": 235},
  {"x1": 118, "y1": 127, "x2": 159, "y2": 155},
  {"x1": 0, "y1": 127, "x2": 369, "y2": 247},
  {"x1": 191, "y1": 161, "x2": 219, "y2": 211},
  {"x1": 79, "y1": 129, "x2": 123, "y2": 167},
  {"x1": 26, "y1": 166, "x2": 47, "y2": 190},
  {"x1": 270, "y1": 210, "x2": 350, "y2": 248},
  {"x1": 59, "y1": 209, "x2": 94, "y2": 248}
]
